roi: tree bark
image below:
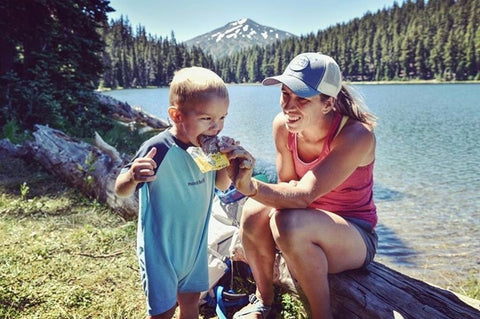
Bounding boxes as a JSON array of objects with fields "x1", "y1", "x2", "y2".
[
  {"x1": 327, "y1": 261, "x2": 480, "y2": 319},
  {"x1": 95, "y1": 93, "x2": 170, "y2": 129},
  {"x1": 19, "y1": 124, "x2": 139, "y2": 219}
]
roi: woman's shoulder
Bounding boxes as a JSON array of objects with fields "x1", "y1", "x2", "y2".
[
  {"x1": 272, "y1": 112, "x2": 288, "y2": 134},
  {"x1": 342, "y1": 118, "x2": 375, "y2": 139},
  {"x1": 334, "y1": 119, "x2": 376, "y2": 163},
  {"x1": 272, "y1": 112, "x2": 291, "y2": 151}
]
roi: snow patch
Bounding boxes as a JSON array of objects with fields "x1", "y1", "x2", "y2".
[{"x1": 237, "y1": 18, "x2": 248, "y2": 25}]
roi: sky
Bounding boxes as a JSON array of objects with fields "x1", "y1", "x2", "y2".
[{"x1": 107, "y1": 0, "x2": 401, "y2": 42}]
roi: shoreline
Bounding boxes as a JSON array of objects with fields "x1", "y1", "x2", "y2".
[{"x1": 96, "y1": 79, "x2": 480, "y2": 92}]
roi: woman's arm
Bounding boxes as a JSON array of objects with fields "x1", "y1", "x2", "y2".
[{"x1": 244, "y1": 120, "x2": 375, "y2": 209}]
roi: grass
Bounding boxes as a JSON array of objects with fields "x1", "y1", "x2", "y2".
[{"x1": 0, "y1": 156, "x2": 146, "y2": 318}]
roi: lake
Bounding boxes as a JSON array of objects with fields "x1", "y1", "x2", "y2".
[{"x1": 103, "y1": 83, "x2": 480, "y2": 288}]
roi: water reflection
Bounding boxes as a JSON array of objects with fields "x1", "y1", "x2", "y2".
[
  {"x1": 374, "y1": 183, "x2": 404, "y2": 202},
  {"x1": 375, "y1": 223, "x2": 417, "y2": 267}
]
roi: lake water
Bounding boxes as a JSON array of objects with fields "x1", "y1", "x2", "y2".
[{"x1": 103, "y1": 83, "x2": 480, "y2": 288}]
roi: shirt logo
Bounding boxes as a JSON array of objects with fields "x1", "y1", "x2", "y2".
[{"x1": 188, "y1": 177, "x2": 205, "y2": 186}]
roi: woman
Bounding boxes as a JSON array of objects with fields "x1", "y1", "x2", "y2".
[{"x1": 231, "y1": 53, "x2": 378, "y2": 319}]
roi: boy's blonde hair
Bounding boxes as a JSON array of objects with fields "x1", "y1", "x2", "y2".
[{"x1": 169, "y1": 67, "x2": 229, "y2": 111}]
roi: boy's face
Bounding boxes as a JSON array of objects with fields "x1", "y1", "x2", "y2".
[{"x1": 173, "y1": 96, "x2": 229, "y2": 146}]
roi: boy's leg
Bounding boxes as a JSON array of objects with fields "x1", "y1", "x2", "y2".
[
  {"x1": 148, "y1": 305, "x2": 176, "y2": 319},
  {"x1": 177, "y1": 292, "x2": 200, "y2": 319}
]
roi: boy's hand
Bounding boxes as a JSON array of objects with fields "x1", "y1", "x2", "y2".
[{"x1": 129, "y1": 147, "x2": 157, "y2": 183}]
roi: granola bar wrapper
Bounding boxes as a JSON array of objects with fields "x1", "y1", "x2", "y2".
[{"x1": 187, "y1": 136, "x2": 230, "y2": 173}]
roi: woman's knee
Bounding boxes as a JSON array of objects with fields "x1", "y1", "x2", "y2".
[
  {"x1": 269, "y1": 209, "x2": 302, "y2": 249},
  {"x1": 241, "y1": 199, "x2": 272, "y2": 235}
]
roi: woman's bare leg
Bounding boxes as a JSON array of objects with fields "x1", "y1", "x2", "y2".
[
  {"x1": 270, "y1": 209, "x2": 367, "y2": 319},
  {"x1": 240, "y1": 199, "x2": 277, "y2": 306}
]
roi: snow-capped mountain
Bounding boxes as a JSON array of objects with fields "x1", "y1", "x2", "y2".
[{"x1": 184, "y1": 18, "x2": 296, "y2": 59}]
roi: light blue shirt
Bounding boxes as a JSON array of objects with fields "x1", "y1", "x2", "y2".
[{"x1": 125, "y1": 130, "x2": 215, "y2": 314}]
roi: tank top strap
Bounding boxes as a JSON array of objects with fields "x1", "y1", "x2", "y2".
[
  {"x1": 334, "y1": 115, "x2": 349, "y2": 138},
  {"x1": 326, "y1": 113, "x2": 343, "y2": 146}
]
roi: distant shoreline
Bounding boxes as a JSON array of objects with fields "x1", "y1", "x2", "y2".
[
  {"x1": 96, "y1": 80, "x2": 480, "y2": 92},
  {"x1": 347, "y1": 79, "x2": 480, "y2": 85}
]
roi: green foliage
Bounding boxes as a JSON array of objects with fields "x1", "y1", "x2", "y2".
[
  {"x1": 19, "y1": 182, "x2": 30, "y2": 201},
  {"x1": 98, "y1": 121, "x2": 159, "y2": 156},
  {"x1": 100, "y1": 18, "x2": 215, "y2": 89},
  {"x1": 0, "y1": 0, "x2": 114, "y2": 138},
  {"x1": 458, "y1": 275, "x2": 480, "y2": 300},
  {"x1": 1, "y1": 119, "x2": 30, "y2": 144},
  {"x1": 77, "y1": 152, "x2": 97, "y2": 193},
  {"x1": 280, "y1": 293, "x2": 308, "y2": 319},
  {"x1": 99, "y1": 0, "x2": 479, "y2": 86}
]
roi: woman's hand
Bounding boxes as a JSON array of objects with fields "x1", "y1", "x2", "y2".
[{"x1": 220, "y1": 139, "x2": 256, "y2": 195}]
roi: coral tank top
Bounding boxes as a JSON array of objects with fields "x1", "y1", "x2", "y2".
[{"x1": 287, "y1": 113, "x2": 377, "y2": 229}]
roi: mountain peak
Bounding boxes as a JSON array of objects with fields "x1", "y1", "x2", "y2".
[{"x1": 184, "y1": 18, "x2": 296, "y2": 59}]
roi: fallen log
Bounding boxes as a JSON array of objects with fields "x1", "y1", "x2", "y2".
[
  {"x1": 327, "y1": 261, "x2": 480, "y2": 318},
  {"x1": 95, "y1": 93, "x2": 170, "y2": 129},
  {"x1": 20, "y1": 124, "x2": 139, "y2": 219}
]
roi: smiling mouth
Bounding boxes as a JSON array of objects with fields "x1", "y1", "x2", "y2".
[{"x1": 285, "y1": 114, "x2": 301, "y2": 124}]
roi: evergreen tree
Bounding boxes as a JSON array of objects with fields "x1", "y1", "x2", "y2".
[{"x1": 0, "y1": 0, "x2": 113, "y2": 136}]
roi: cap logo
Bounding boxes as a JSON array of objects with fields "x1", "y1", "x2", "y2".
[{"x1": 289, "y1": 56, "x2": 309, "y2": 71}]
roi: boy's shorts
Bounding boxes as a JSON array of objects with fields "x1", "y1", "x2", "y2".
[
  {"x1": 139, "y1": 244, "x2": 209, "y2": 316},
  {"x1": 344, "y1": 217, "x2": 378, "y2": 268}
]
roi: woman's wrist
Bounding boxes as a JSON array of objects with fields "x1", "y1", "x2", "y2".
[{"x1": 247, "y1": 178, "x2": 259, "y2": 197}]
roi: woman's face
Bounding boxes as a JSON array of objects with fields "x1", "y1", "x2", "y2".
[
  {"x1": 280, "y1": 85, "x2": 324, "y2": 132},
  {"x1": 174, "y1": 96, "x2": 229, "y2": 146}
]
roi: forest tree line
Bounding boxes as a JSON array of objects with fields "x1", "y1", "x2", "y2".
[
  {"x1": 101, "y1": 0, "x2": 479, "y2": 89},
  {"x1": 0, "y1": 0, "x2": 115, "y2": 137},
  {"x1": 1, "y1": 0, "x2": 478, "y2": 141}
]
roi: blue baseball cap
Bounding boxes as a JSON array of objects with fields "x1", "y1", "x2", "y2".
[{"x1": 262, "y1": 52, "x2": 342, "y2": 98}]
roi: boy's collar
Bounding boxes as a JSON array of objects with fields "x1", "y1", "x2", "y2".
[{"x1": 166, "y1": 129, "x2": 194, "y2": 150}]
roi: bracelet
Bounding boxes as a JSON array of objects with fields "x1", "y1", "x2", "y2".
[{"x1": 248, "y1": 179, "x2": 258, "y2": 197}]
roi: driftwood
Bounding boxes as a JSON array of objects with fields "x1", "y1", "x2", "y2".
[
  {"x1": 327, "y1": 261, "x2": 480, "y2": 318},
  {"x1": 95, "y1": 93, "x2": 170, "y2": 129},
  {"x1": 4, "y1": 124, "x2": 139, "y2": 219},
  {"x1": 2, "y1": 125, "x2": 479, "y2": 318}
]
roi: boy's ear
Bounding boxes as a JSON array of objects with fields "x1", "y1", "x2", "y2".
[{"x1": 168, "y1": 106, "x2": 183, "y2": 123}]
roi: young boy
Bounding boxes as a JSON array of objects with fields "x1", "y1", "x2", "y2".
[{"x1": 115, "y1": 67, "x2": 253, "y2": 319}]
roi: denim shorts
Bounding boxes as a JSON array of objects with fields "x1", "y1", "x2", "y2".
[{"x1": 344, "y1": 217, "x2": 378, "y2": 268}]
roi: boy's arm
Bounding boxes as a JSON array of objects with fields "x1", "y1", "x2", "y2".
[
  {"x1": 115, "y1": 147, "x2": 157, "y2": 197},
  {"x1": 215, "y1": 167, "x2": 231, "y2": 191}
]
